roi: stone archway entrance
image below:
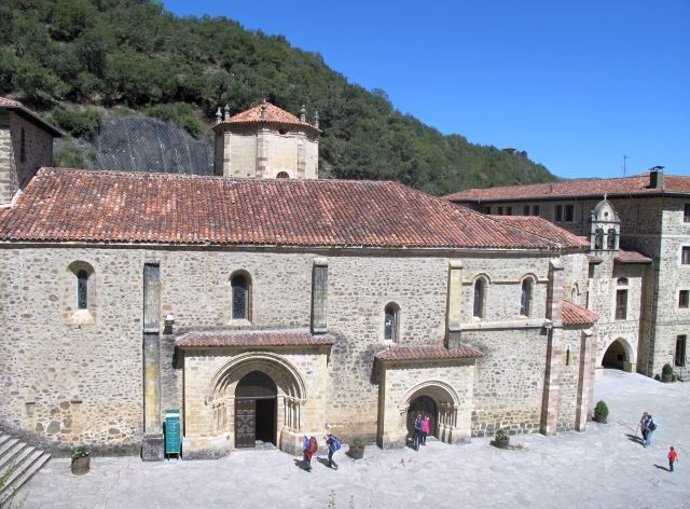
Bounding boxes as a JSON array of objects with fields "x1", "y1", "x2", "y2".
[
  {"x1": 406, "y1": 395, "x2": 438, "y2": 438},
  {"x1": 602, "y1": 338, "x2": 633, "y2": 371},
  {"x1": 234, "y1": 371, "x2": 277, "y2": 448}
]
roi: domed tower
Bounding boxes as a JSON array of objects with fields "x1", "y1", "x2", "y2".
[
  {"x1": 589, "y1": 197, "x2": 621, "y2": 251},
  {"x1": 213, "y1": 100, "x2": 320, "y2": 179}
]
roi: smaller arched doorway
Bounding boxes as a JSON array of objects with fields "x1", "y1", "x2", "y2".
[
  {"x1": 406, "y1": 395, "x2": 438, "y2": 439},
  {"x1": 235, "y1": 371, "x2": 277, "y2": 448},
  {"x1": 602, "y1": 339, "x2": 632, "y2": 371}
]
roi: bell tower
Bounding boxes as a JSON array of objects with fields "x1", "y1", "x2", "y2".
[{"x1": 212, "y1": 100, "x2": 320, "y2": 179}]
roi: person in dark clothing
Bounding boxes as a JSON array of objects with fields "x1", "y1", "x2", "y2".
[
  {"x1": 326, "y1": 432, "x2": 339, "y2": 469},
  {"x1": 413, "y1": 413, "x2": 423, "y2": 450}
]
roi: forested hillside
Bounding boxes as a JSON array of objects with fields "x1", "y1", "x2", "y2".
[{"x1": 0, "y1": 0, "x2": 558, "y2": 194}]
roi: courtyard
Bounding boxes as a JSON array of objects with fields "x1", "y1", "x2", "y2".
[{"x1": 18, "y1": 369, "x2": 690, "y2": 509}]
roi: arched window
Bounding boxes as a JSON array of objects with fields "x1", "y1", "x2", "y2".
[
  {"x1": 520, "y1": 278, "x2": 533, "y2": 317},
  {"x1": 615, "y1": 278, "x2": 628, "y2": 320},
  {"x1": 384, "y1": 303, "x2": 400, "y2": 342},
  {"x1": 276, "y1": 171, "x2": 289, "y2": 179},
  {"x1": 231, "y1": 272, "x2": 251, "y2": 320},
  {"x1": 607, "y1": 228, "x2": 617, "y2": 250},
  {"x1": 76, "y1": 269, "x2": 89, "y2": 310},
  {"x1": 594, "y1": 228, "x2": 604, "y2": 249},
  {"x1": 473, "y1": 278, "x2": 486, "y2": 318},
  {"x1": 67, "y1": 261, "x2": 95, "y2": 324}
]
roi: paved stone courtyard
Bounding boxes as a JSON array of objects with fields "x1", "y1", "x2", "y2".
[{"x1": 18, "y1": 370, "x2": 690, "y2": 509}]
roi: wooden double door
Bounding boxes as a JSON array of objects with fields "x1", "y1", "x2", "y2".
[{"x1": 234, "y1": 371, "x2": 277, "y2": 448}]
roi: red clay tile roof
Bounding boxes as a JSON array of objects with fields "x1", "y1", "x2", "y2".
[
  {"x1": 561, "y1": 300, "x2": 598, "y2": 327},
  {"x1": 216, "y1": 102, "x2": 319, "y2": 132},
  {"x1": 376, "y1": 344, "x2": 483, "y2": 362},
  {"x1": 494, "y1": 216, "x2": 590, "y2": 248},
  {"x1": 0, "y1": 168, "x2": 589, "y2": 250},
  {"x1": 0, "y1": 96, "x2": 23, "y2": 108},
  {"x1": 445, "y1": 172, "x2": 690, "y2": 202},
  {"x1": 175, "y1": 329, "x2": 336, "y2": 348},
  {"x1": 0, "y1": 97, "x2": 63, "y2": 136},
  {"x1": 614, "y1": 250, "x2": 652, "y2": 264}
]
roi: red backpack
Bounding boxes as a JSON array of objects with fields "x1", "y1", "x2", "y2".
[{"x1": 308, "y1": 436, "x2": 318, "y2": 453}]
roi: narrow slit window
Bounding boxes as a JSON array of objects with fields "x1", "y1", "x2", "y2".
[
  {"x1": 76, "y1": 270, "x2": 88, "y2": 310},
  {"x1": 520, "y1": 279, "x2": 533, "y2": 317},
  {"x1": 384, "y1": 303, "x2": 399, "y2": 342},
  {"x1": 231, "y1": 273, "x2": 250, "y2": 320},
  {"x1": 473, "y1": 278, "x2": 485, "y2": 318}
]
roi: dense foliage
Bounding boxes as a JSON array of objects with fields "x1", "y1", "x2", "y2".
[{"x1": 1, "y1": 0, "x2": 557, "y2": 194}]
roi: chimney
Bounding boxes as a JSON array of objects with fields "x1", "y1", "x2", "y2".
[
  {"x1": 300, "y1": 105, "x2": 306, "y2": 123},
  {"x1": 314, "y1": 110, "x2": 319, "y2": 129},
  {"x1": 260, "y1": 100, "x2": 267, "y2": 120},
  {"x1": 215, "y1": 107, "x2": 222, "y2": 124},
  {"x1": 650, "y1": 167, "x2": 664, "y2": 189},
  {"x1": 223, "y1": 104, "x2": 230, "y2": 122}
]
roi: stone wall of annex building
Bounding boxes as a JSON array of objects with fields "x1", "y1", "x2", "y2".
[
  {"x1": 0, "y1": 112, "x2": 53, "y2": 205},
  {"x1": 459, "y1": 327, "x2": 547, "y2": 436},
  {"x1": 557, "y1": 328, "x2": 585, "y2": 431},
  {"x1": 0, "y1": 246, "x2": 147, "y2": 453}
]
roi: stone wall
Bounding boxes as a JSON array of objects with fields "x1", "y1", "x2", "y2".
[
  {"x1": 0, "y1": 111, "x2": 54, "y2": 206},
  {"x1": 0, "y1": 244, "x2": 584, "y2": 452},
  {"x1": 215, "y1": 124, "x2": 318, "y2": 179}
]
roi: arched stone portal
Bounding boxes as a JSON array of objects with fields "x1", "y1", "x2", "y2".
[
  {"x1": 234, "y1": 371, "x2": 277, "y2": 448},
  {"x1": 407, "y1": 395, "x2": 438, "y2": 443},
  {"x1": 206, "y1": 353, "x2": 306, "y2": 451},
  {"x1": 400, "y1": 382, "x2": 460, "y2": 445},
  {"x1": 601, "y1": 338, "x2": 634, "y2": 372}
]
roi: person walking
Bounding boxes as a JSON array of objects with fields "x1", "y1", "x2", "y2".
[
  {"x1": 644, "y1": 415, "x2": 657, "y2": 447},
  {"x1": 668, "y1": 446, "x2": 679, "y2": 472},
  {"x1": 302, "y1": 434, "x2": 312, "y2": 471},
  {"x1": 413, "y1": 413, "x2": 423, "y2": 450},
  {"x1": 421, "y1": 415, "x2": 430, "y2": 446},
  {"x1": 326, "y1": 432, "x2": 340, "y2": 469}
]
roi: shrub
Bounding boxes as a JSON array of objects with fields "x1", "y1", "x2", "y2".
[
  {"x1": 50, "y1": 107, "x2": 101, "y2": 138},
  {"x1": 144, "y1": 102, "x2": 206, "y2": 138},
  {"x1": 662, "y1": 363, "x2": 674, "y2": 376},
  {"x1": 495, "y1": 429, "x2": 509, "y2": 441},
  {"x1": 349, "y1": 437, "x2": 364, "y2": 449},
  {"x1": 594, "y1": 400, "x2": 609, "y2": 418},
  {"x1": 71, "y1": 446, "x2": 89, "y2": 460}
]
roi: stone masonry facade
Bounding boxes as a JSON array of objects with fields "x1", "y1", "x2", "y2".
[{"x1": 0, "y1": 245, "x2": 595, "y2": 455}]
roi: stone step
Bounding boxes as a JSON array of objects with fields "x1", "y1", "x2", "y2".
[
  {"x1": 0, "y1": 437, "x2": 19, "y2": 459},
  {"x1": 0, "y1": 441, "x2": 27, "y2": 472},
  {"x1": 0, "y1": 434, "x2": 52, "y2": 504},
  {"x1": 0, "y1": 450, "x2": 51, "y2": 504},
  {"x1": 0, "y1": 434, "x2": 13, "y2": 449}
]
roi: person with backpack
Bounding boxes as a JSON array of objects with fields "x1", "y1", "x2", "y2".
[
  {"x1": 644, "y1": 415, "x2": 657, "y2": 447},
  {"x1": 302, "y1": 435, "x2": 318, "y2": 471},
  {"x1": 326, "y1": 432, "x2": 341, "y2": 469}
]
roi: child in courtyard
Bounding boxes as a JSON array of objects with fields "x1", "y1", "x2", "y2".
[{"x1": 668, "y1": 446, "x2": 678, "y2": 472}]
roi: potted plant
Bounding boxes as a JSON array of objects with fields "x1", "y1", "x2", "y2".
[
  {"x1": 662, "y1": 363, "x2": 674, "y2": 383},
  {"x1": 593, "y1": 400, "x2": 609, "y2": 424},
  {"x1": 493, "y1": 429, "x2": 510, "y2": 449},
  {"x1": 347, "y1": 437, "x2": 365, "y2": 460},
  {"x1": 71, "y1": 446, "x2": 90, "y2": 475}
]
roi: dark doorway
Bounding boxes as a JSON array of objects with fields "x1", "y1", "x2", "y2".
[
  {"x1": 235, "y1": 371, "x2": 277, "y2": 448},
  {"x1": 406, "y1": 395, "x2": 438, "y2": 437},
  {"x1": 602, "y1": 340, "x2": 628, "y2": 370}
]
